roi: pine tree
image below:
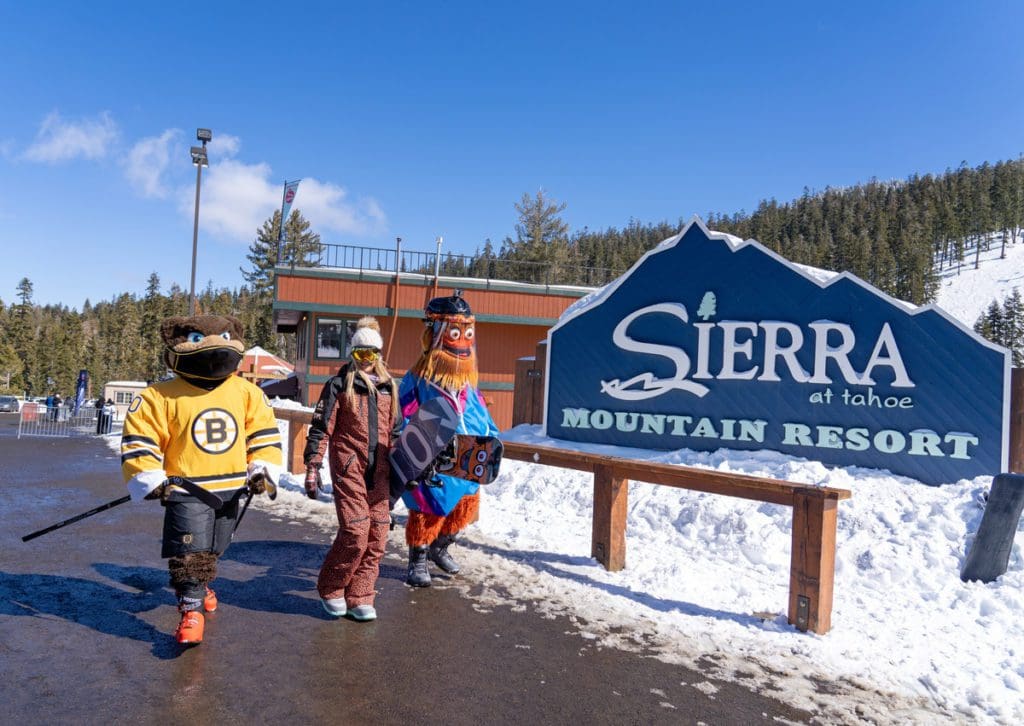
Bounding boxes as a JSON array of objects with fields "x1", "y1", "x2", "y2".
[
  {"x1": 241, "y1": 210, "x2": 320, "y2": 351},
  {"x1": 242, "y1": 210, "x2": 321, "y2": 296},
  {"x1": 140, "y1": 272, "x2": 167, "y2": 381},
  {"x1": 110, "y1": 293, "x2": 144, "y2": 380},
  {"x1": 10, "y1": 279, "x2": 38, "y2": 395},
  {"x1": 1002, "y1": 288, "x2": 1024, "y2": 366},
  {"x1": 974, "y1": 300, "x2": 1004, "y2": 344},
  {"x1": 506, "y1": 190, "x2": 570, "y2": 283},
  {"x1": 0, "y1": 340, "x2": 23, "y2": 392}
]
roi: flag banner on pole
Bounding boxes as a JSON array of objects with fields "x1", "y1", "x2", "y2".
[
  {"x1": 74, "y1": 369, "x2": 88, "y2": 415},
  {"x1": 279, "y1": 180, "x2": 301, "y2": 241}
]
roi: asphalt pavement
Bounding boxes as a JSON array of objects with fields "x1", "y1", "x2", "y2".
[{"x1": 0, "y1": 413, "x2": 814, "y2": 725}]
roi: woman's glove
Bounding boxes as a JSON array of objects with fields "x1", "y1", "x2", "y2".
[{"x1": 304, "y1": 467, "x2": 322, "y2": 500}]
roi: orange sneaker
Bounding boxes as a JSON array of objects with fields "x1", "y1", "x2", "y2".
[
  {"x1": 175, "y1": 610, "x2": 204, "y2": 645},
  {"x1": 203, "y1": 587, "x2": 217, "y2": 613}
]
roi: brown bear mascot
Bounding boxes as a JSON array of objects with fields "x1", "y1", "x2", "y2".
[
  {"x1": 120, "y1": 314, "x2": 283, "y2": 645},
  {"x1": 396, "y1": 291, "x2": 500, "y2": 586}
]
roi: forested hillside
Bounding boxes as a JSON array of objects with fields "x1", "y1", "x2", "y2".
[
  {"x1": 486, "y1": 158, "x2": 1023, "y2": 308},
  {"x1": 2, "y1": 158, "x2": 1022, "y2": 397}
]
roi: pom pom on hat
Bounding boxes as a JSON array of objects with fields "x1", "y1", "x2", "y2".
[{"x1": 350, "y1": 316, "x2": 383, "y2": 350}]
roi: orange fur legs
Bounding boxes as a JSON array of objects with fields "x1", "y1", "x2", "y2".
[{"x1": 405, "y1": 492, "x2": 480, "y2": 546}]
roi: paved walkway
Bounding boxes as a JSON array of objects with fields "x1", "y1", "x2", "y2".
[{"x1": 0, "y1": 414, "x2": 812, "y2": 724}]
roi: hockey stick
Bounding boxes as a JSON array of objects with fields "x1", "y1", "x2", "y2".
[
  {"x1": 22, "y1": 495, "x2": 131, "y2": 542},
  {"x1": 165, "y1": 476, "x2": 225, "y2": 510},
  {"x1": 21, "y1": 476, "x2": 223, "y2": 543},
  {"x1": 232, "y1": 473, "x2": 278, "y2": 534},
  {"x1": 233, "y1": 492, "x2": 254, "y2": 533}
]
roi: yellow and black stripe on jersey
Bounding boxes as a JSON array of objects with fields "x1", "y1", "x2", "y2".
[{"x1": 121, "y1": 375, "x2": 282, "y2": 496}]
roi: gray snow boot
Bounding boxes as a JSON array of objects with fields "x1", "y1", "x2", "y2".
[
  {"x1": 406, "y1": 546, "x2": 432, "y2": 587},
  {"x1": 428, "y1": 534, "x2": 461, "y2": 574}
]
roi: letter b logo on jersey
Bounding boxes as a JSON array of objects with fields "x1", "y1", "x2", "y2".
[{"x1": 192, "y1": 408, "x2": 239, "y2": 454}]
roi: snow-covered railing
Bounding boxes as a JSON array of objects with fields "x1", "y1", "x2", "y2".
[{"x1": 501, "y1": 441, "x2": 851, "y2": 636}]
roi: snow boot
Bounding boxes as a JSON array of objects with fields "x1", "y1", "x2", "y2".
[
  {"x1": 428, "y1": 534, "x2": 461, "y2": 574},
  {"x1": 203, "y1": 586, "x2": 217, "y2": 613},
  {"x1": 406, "y1": 546, "x2": 432, "y2": 587},
  {"x1": 175, "y1": 610, "x2": 205, "y2": 645}
]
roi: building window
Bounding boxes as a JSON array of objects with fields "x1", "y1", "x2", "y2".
[
  {"x1": 115, "y1": 391, "x2": 135, "y2": 405},
  {"x1": 315, "y1": 318, "x2": 345, "y2": 359}
]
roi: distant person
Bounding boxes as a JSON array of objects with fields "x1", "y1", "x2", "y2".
[
  {"x1": 51, "y1": 393, "x2": 62, "y2": 421},
  {"x1": 303, "y1": 316, "x2": 399, "y2": 622},
  {"x1": 94, "y1": 397, "x2": 105, "y2": 434},
  {"x1": 96, "y1": 398, "x2": 115, "y2": 434},
  {"x1": 45, "y1": 394, "x2": 54, "y2": 419}
]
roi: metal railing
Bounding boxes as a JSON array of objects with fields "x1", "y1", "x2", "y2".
[
  {"x1": 17, "y1": 403, "x2": 120, "y2": 439},
  {"x1": 307, "y1": 242, "x2": 622, "y2": 287}
]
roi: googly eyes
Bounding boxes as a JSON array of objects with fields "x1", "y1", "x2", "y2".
[
  {"x1": 185, "y1": 331, "x2": 231, "y2": 343},
  {"x1": 447, "y1": 326, "x2": 474, "y2": 341}
]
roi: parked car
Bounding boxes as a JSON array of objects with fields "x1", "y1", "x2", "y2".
[{"x1": 0, "y1": 395, "x2": 21, "y2": 413}]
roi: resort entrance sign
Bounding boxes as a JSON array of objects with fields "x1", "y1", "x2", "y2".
[{"x1": 544, "y1": 218, "x2": 1011, "y2": 486}]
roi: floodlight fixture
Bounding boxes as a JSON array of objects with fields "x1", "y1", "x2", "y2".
[
  {"x1": 190, "y1": 146, "x2": 208, "y2": 167},
  {"x1": 196, "y1": 128, "x2": 213, "y2": 143}
]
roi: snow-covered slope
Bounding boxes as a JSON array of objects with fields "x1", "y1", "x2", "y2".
[{"x1": 935, "y1": 235, "x2": 1024, "y2": 326}]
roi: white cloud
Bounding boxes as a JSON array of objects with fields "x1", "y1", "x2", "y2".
[
  {"x1": 123, "y1": 129, "x2": 180, "y2": 198},
  {"x1": 207, "y1": 133, "x2": 240, "y2": 158},
  {"x1": 180, "y1": 158, "x2": 388, "y2": 243},
  {"x1": 291, "y1": 178, "x2": 388, "y2": 237},
  {"x1": 181, "y1": 158, "x2": 279, "y2": 241},
  {"x1": 23, "y1": 111, "x2": 119, "y2": 163}
]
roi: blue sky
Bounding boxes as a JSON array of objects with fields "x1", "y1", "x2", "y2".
[{"x1": 2, "y1": 1, "x2": 1022, "y2": 308}]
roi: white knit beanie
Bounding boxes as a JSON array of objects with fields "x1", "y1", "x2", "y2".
[{"x1": 350, "y1": 317, "x2": 383, "y2": 350}]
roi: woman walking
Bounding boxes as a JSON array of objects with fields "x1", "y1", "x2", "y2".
[{"x1": 303, "y1": 317, "x2": 400, "y2": 621}]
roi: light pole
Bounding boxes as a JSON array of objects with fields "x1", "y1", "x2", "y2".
[{"x1": 189, "y1": 128, "x2": 212, "y2": 315}]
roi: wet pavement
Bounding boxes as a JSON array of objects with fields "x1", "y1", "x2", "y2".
[{"x1": 0, "y1": 413, "x2": 814, "y2": 725}]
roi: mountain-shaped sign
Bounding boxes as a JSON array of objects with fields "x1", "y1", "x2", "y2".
[{"x1": 544, "y1": 218, "x2": 1011, "y2": 486}]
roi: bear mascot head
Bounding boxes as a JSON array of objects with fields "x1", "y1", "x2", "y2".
[
  {"x1": 160, "y1": 314, "x2": 245, "y2": 389},
  {"x1": 411, "y1": 290, "x2": 477, "y2": 390}
]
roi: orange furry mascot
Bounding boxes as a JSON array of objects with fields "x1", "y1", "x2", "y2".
[{"x1": 398, "y1": 291, "x2": 499, "y2": 587}]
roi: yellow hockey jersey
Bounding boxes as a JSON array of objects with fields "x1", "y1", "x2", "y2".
[{"x1": 121, "y1": 375, "x2": 283, "y2": 496}]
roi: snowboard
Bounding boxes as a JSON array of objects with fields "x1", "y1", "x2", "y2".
[
  {"x1": 389, "y1": 395, "x2": 461, "y2": 487},
  {"x1": 436, "y1": 435, "x2": 503, "y2": 485}
]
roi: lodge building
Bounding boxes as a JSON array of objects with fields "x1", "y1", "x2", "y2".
[{"x1": 271, "y1": 242, "x2": 616, "y2": 429}]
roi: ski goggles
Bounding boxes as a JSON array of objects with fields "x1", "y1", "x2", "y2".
[{"x1": 351, "y1": 347, "x2": 381, "y2": 363}]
